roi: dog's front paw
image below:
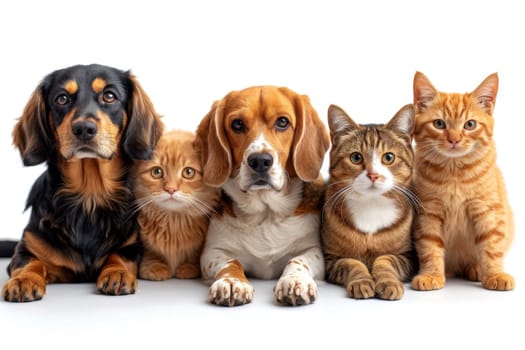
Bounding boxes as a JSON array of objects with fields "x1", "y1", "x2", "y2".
[
  {"x1": 208, "y1": 277, "x2": 254, "y2": 307},
  {"x1": 97, "y1": 269, "x2": 137, "y2": 295},
  {"x1": 274, "y1": 274, "x2": 317, "y2": 306},
  {"x1": 2, "y1": 274, "x2": 46, "y2": 302}
]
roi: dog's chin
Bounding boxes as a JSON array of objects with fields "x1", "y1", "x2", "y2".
[
  {"x1": 242, "y1": 179, "x2": 283, "y2": 192},
  {"x1": 64, "y1": 146, "x2": 114, "y2": 161}
]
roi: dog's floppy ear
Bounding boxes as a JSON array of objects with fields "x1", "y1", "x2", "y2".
[
  {"x1": 12, "y1": 85, "x2": 53, "y2": 166},
  {"x1": 123, "y1": 73, "x2": 164, "y2": 160},
  {"x1": 288, "y1": 90, "x2": 330, "y2": 181},
  {"x1": 195, "y1": 100, "x2": 232, "y2": 187}
]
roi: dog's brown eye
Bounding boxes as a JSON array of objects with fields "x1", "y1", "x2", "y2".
[
  {"x1": 55, "y1": 94, "x2": 70, "y2": 106},
  {"x1": 350, "y1": 152, "x2": 363, "y2": 164},
  {"x1": 182, "y1": 167, "x2": 196, "y2": 179},
  {"x1": 150, "y1": 167, "x2": 164, "y2": 179},
  {"x1": 275, "y1": 116, "x2": 290, "y2": 131},
  {"x1": 231, "y1": 119, "x2": 245, "y2": 133},
  {"x1": 102, "y1": 91, "x2": 116, "y2": 104}
]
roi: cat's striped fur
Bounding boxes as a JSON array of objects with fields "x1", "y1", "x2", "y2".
[
  {"x1": 411, "y1": 71, "x2": 514, "y2": 291},
  {"x1": 321, "y1": 104, "x2": 418, "y2": 300}
]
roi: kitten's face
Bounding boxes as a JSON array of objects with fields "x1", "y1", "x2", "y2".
[
  {"x1": 413, "y1": 72, "x2": 497, "y2": 160},
  {"x1": 327, "y1": 104, "x2": 415, "y2": 199},
  {"x1": 133, "y1": 130, "x2": 216, "y2": 214}
]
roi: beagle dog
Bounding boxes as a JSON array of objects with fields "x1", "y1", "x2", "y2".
[{"x1": 195, "y1": 86, "x2": 330, "y2": 306}]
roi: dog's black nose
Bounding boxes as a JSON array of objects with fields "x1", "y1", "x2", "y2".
[
  {"x1": 72, "y1": 121, "x2": 98, "y2": 141},
  {"x1": 247, "y1": 153, "x2": 273, "y2": 173}
]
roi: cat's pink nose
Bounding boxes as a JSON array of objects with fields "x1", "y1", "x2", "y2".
[
  {"x1": 367, "y1": 173, "x2": 379, "y2": 182},
  {"x1": 165, "y1": 186, "x2": 177, "y2": 195}
]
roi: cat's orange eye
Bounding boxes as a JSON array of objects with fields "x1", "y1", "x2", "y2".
[
  {"x1": 150, "y1": 167, "x2": 164, "y2": 179},
  {"x1": 382, "y1": 152, "x2": 395, "y2": 165},
  {"x1": 182, "y1": 167, "x2": 196, "y2": 179},
  {"x1": 464, "y1": 120, "x2": 477, "y2": 130},
  {"x1": 350, "y1": 152, "x2": 363, "y2": 164},
  {"x1": 433, "y1": 119, "x2": 446, "y2": 129}
]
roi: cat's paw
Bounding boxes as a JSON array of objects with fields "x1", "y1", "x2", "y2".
[
  {"x1": 464, "y1": 264, "x2": 481, "y2": 282},
  {"x1": 139, "y1": 262, "x2": 171, "y2": 281},
  {"x1": 482, "y1": 272, "x2": 515, "y2": 291},
  {"x1": 375, "y1": 278, "x2": 404, "y2": 300},
  {"x1": 411, "y1": 274, "x2": 445, "y2": 291},
  {"x1": 174, "y1": 263, "x2": 200, "y2": 279},
  {"x1": 97, "y1": 269, "x2": 137, "y2": 295},
  {"x1": 2, "y1": 275, "x2": 46, "y2": 302},
  {"x1": 346, "y1": 278, "x2": 375, "y2": 299},
  {"x1": 274, "y1": 274, "x2": 318, "y2": 306},
  {"x1": 208, "y1": 277, "x2": 254, "y2": 306}
]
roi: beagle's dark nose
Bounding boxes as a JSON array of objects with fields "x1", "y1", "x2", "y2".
[
  {"x1": 72, "y1": 121, "x2": 98, "y2": 141},
  {"x1": 247, "y1": 153, "x2": 273, "y2": 173}
]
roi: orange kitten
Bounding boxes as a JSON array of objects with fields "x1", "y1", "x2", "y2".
[
  {"x1": 411, "y1": 72, "x2": 515, "y2": 291},
  {"x1": 132, "y1": 129, "x2": 219, "y2": 280}
]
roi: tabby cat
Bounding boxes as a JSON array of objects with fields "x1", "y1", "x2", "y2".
[
  {"x1": 132, "y1": 129, "x2": 219, "y2": 280},
  {"x1": 411, "y1": 71, "x2": 514, "y2": 291},
  {"x1": 322, "y1": 104, "x2": 417, "y2": 300}
]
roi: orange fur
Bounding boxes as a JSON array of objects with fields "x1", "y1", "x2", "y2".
[
  {"x1": 195, "y1": 86, "x2": 330, "y2": 187},
  {"x1": 133, "y1": 130, "x2": 219, "y2": 280},
  {"x1": 411, "y1": 71, "x2": 514, "y2": 291}
]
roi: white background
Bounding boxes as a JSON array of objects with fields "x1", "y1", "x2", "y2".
[{"x1": 0, "y1": 1, "x2": 523, "y2": 349}]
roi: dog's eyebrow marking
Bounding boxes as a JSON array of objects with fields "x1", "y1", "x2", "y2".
[
  {"x1": 92, "y1": 77, "x2": 107, "y2": 93},
  {"x1": 64, "y1": 80, "x2": 78, "y2": 94}
]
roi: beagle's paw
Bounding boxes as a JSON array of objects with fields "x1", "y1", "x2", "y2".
[
  {"x1": 274, "y1": 273, "x2": 318, "y2": 306},
  {"x1": 208, "y1": 277, "x2": 254, "y2": 307}
]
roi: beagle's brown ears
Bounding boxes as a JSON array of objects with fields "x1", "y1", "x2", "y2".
[
  {"x1": 194, "y1": 100, "x2": 232, "y2": 187},
  {"x1": 123, "y1": 74, "x2": 164, "y2": 160},
  {"x1": 287, "y1": 90, "x2": 330, "y2": 182},
  {"x1": 12, "y1": 85, "x2": 53, "y2": 166}
]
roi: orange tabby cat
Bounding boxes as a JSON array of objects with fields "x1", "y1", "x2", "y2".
[
  {"x1": 132, "y1": 129, "x2": 219, "y2": 280},
  {"x1": 411, "y1": 71, "x2": 515, "y2": 291},
  {"x1": 322, "y1": 104, "x2": 418, "y2": 300}
]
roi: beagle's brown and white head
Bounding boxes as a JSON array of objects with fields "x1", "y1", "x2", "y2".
[{"x1": 195, "y1": 86, "x2": 330, "y2": 193}]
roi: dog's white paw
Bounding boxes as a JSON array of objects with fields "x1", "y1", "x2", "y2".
[
  {"x1": 208, "y1": 277, "x2": 254, "y2": 307},
  {"x1": 274, "y1": 274, "x2": 318, "y2": 306}
]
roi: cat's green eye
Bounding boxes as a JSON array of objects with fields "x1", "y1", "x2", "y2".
[
  {"x1": 350, "y1": 152, "x2": 363, "y2": 164},
  {"x1": 182, "y1": 167, "x2": 196, "y2": 179},
  {"x1": 433, "y1": 119, "x2": 446, "y2": 129},
  {"x1": 464, "y1": 120, "x2": 477, "y2": 130},
  {"x1": 382, "y1": 152, "x2": 395, "y2": 165},
  {"x1": 151, "y1": 167, "x2": 164, "y2": 179}
]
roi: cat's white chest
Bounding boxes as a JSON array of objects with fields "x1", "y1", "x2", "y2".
[{"x1": 346, "y1": 196, "x2": 400, "y2": 234}]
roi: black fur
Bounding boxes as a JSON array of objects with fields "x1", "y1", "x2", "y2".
[{"x1": 3, "y1": 64, "x2": 163, "y2": 301}]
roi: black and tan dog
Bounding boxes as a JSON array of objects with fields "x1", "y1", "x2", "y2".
[{"x1": 2, "y1": 64, "x2": 163, "y2": 302}]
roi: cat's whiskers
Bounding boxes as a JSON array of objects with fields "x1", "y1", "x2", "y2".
[
  {"x1": 323, "y1": 182, "x2": 355, "y2": 221},
  {"x1": 392, "y1": 184, "x2": 423, "y2": 212},
  {"x1": 187, "y1": 194, "x2": 218, "y2": 220}
]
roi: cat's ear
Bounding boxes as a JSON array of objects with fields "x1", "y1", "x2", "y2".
[
  {"x1": 471, "y1": 73, "x2": 498, "y2": 114},
  {"x1": 387, "y1": 104, "x2": 415, "y2": 143},
  {"x1": 327, "y1": 104, "x2": 359, "y2": 143},
  {"x1": 413, "y1": 71, "x2": 437, "y2": 112}
]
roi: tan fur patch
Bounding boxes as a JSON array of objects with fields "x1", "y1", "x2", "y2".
[
  {"x1": 64, "y1": 80, "x2": 78, "y2": 94},
  {"x1": 91, "y1": 77, "x2": 106, "y2": 93}
]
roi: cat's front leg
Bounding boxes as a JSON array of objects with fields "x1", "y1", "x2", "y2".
[
  {"x1": 467, "y1": 198, "x2": 515, "y2": 291},
  {"x1": 372, "y1": 254, "x2": 413, "y2": 300},
  {"x1": 412, "y1": 205, "x2": 446, "y2": 291},
  {"x1": 327, "y1": 257, "x2": 375, "y2": 299}
]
